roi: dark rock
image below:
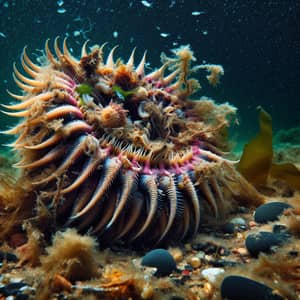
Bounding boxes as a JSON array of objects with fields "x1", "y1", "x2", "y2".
[
  {"x1": 184, "y1": 264, "x2": 193, "y2": 271},
  {"x1": 231, "y1": 217, "x2": 246, "y2": 226},
  {"x1": 210, "y1": 259, "x2": 240, "y2": 267},
  {"x1": 221, "y1": 275, "x2": 284, "y2": 300},
  {"x1": 192, "y1": 242, "x2": 217, "y2": 254},
  {"x1": 171, "y1": 278, "x2": 185, "y2": 286},
  {"x1": 15, "y1": 294, "x2": 29, "y2": 300},
  {"x1": 0, "y1": 250, "x2": 18, "y2": 262},
  {"x1": 0, "y1": 282, "x2": 28, "y2": 296},
  {"x1": 219, "y1": 247, "x2": 231, "y2": 256},
  {"x1": 222, "y1": 222, "x2": 235, "y2": 234},
  {"x1": 238, "y1": 206, "x2": 250, "y2": 213},
  {"x1": 237, "y1": 224, "x2": 248, "y2": 231},
  {"x1": 272, "y1": 224, "x2": 288, "y2": 234},
  {"x1": 245, "y1": 231, "x2": 289, "y2": 257},
  {"x1": 141, "y1": 249, "x2": 177, "y2": 276},
  {"x1": 288, "y1": 250, "x2": 298, "y2": 257},
  {"x1": 222, "y1": 218, "x2": 248, "y2": 234},
  {"x1": 169, "y1": 295, "x2": 185, "y2": 300},
  {"x1": 254, "y1": 202, "x2": 292, "y2": 224}
]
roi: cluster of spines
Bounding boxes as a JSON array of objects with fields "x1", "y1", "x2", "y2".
[{"x1": 0, "y1": 38, "x2": 236, "y2": 245}]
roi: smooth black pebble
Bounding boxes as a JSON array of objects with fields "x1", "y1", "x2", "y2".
[
  {"x1": 0, "y1": 282, "x2": 28, "y2": 296},
  {"x1": 0, "y1": 250, "x2": 18, "y2": 262},
  {"x1": 15, "y1": 294, "x2": 29, "y2": 300},
  {"x1": 221, "y1": 275, "x2": 284, "y2": 300},
  {"x1": 141, "y1": 248, "x2": 177, "y2": 276},
  {"x1": 254, "y1": 202, "x2": 292, "y2": 224},
  {"x1": 245, "y1": 231, "x2": 289, "y2": 257},
  {"x1": 222, "y1": 222, "x2": 235, "y2": 234}
]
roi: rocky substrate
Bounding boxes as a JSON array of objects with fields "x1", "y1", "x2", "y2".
[{"x1": 0, "y1": 193, "x2": 299, "y2": 300}]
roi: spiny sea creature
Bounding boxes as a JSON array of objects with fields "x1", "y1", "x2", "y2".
[{"x1": 2, "y1": 38, "x2": 263, "y2": 246}]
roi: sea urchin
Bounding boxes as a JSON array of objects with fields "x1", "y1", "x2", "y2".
[{"x1": 2, "y1": 38, "x2": 263, "y2": 246}]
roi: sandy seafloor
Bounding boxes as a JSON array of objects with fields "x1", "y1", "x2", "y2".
[{"x1": 0, "y1": 128, "x2": 299, "y2": 300}]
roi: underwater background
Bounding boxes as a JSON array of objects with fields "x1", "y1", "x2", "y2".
[{"x1": 0, "y1": 0, "x2": 299, "y2": 150}]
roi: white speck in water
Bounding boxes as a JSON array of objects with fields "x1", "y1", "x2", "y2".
[
  {"x1": 0, "y1": 32, "x2": 6, "y2": 38},
  {"x1": 141, "y1": 0, "x2": 152, "y2": 8},
  {"x1": 73, "y1": 16, "x2": 82, "y2": 22},
  {"x1": 113, "y1": 31, "x2": 118, "y2": 38},
  {"x1": 73, "y1": 30, "x2": 81, "y2": 37},
  {"x1": 3, "y1": 1, "x2": 8, "y2": 8},
  {"x1": 169, "y1": 1, "x2": 176, "y2": 8},
  {"x1": 57, "y1": 0, "x2": 64, "y2": 7},
  {"x1": 57, "y1": 8, "x2": 66, "y2": 14},
  {"x1": 192, "y1": 11, "x2": 205, "y2": 16},
  {"x1": 160, "y1": 32, "x2": 170, "y2": 38},
  {"x1": 202, "y1": 30, "x2": 208, "y2": 35}
]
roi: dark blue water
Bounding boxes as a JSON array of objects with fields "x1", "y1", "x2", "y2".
[{"x1": 0, "y1": 0, "x2": 299, "y2": 148}]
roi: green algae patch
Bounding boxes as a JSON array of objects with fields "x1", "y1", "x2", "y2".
[
  {"x1": 270, "y1": 163, "x2": 300, "y2": 190},
  {"x1": 75, "y1": 83, "x2": 93, "y2": 96},
  {"x1": 237, "y1": 106, "x2": 273, "y2": 186},
  {"x1": 112, "y1": 84, "x2": 138, "y2": 100}
]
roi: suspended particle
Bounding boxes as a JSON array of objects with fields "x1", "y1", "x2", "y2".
[
  {"x1": 192, "y1": 11, "x2": 205, "y2": 16},
  {"x1": 141, "y1": 0, "x2": 152, "y2": 8},
  {"x1": 160, "y1": 32, "x2": 170, "y2": 38},
  {"x1": 57, "y1": 8, "x2": 67, "y2": 14}
]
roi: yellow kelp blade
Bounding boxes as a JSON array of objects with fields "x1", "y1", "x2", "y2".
[
  {"x1": 270, "y1": 163, "x2": 300, "y2": 190},
  {"x1": 237, "y1": 106, "x2": 273, "y2": 186}
]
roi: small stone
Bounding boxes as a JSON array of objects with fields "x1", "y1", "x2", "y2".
[
  {"x1": 232, "y1": 247, "x2": 248, "y2": 256},
  {"x1": 272, "y1": 224, "x2": 288, "y2": 234},
  {"x1": 0, "y1": 251, "x2": 18, "y2": 262},
  {"x1": 169, "y1": 247, "x2": 183, "y2": 262},
  {"x1": 188, "y1": 256, "x2": 201, "y2": 268},
  {"x1": 192, "y1": 242, "x2": 217, "y2": 254},
  {"x1": 249, "y1": 221, "x2": 257, "y2": 228},
  {"x1": 141, "y1": 249, "x2": 177, "y2": 277},
  {"x1": 0, "y1": 282, "x2": 28, "y2": 296},
  {"x1": 230, "y1": 217, "x2": 246, "y2": 226},
  {"x1": 195, "y1": 251, "x2": 205, "y2": 259},
  {"x1": 245, "y1": 231, "x2": 289, "y2": 257},
  {"x1": 288, "y1": 250, "x2": 298, "y2": 257},
  {"x1": 237, "y1": 206, "x2": 249, "y2": 213},
  {"x1": 219, "y1": 247, "x2": 231, "y2": 256},
  {"x1": 222, "y1": 222, "x2": 235, "y2": 234},
  {"x1": 201, "y1": 267, "x2": 225, "y2": 283},
  {"x1": 184, "y1": 264, "x2": 193, "y2": 271},
  {"x1": 169, "y1": 296, "x2": 185, "y2": 300},
  {"x1": 254, "y1": 202, "x2": 292, "y2": 224},
  {"x1": 221, "y1": 275, "x2": 284, "y2": 300},
  {"x1": 15, "y1": 294, "x2": 29, "y2": 300},
  {"x1": 210, "y1": 259, "x2": 240, "y2": 267},
  {"x1": 181, "y1": 269, "x2": 190, "y2": 277}
]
